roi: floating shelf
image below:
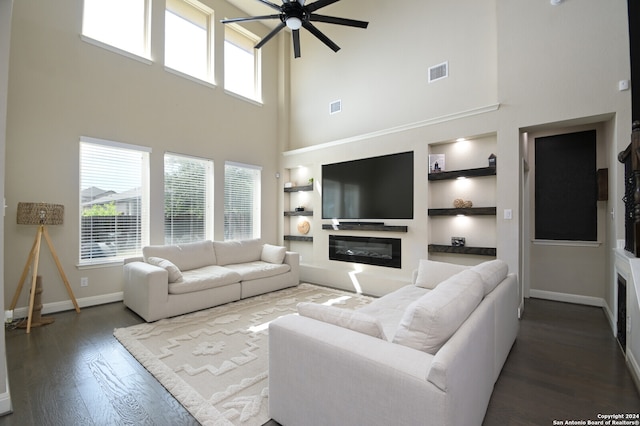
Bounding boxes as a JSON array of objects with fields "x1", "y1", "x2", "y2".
[
  {"x1": 428, "y1": 167, "x2": 496, "y2": 181},
  {"x1": 322, "y1": 224, "x2": 408, "y2": 232},
  {"x1": 284, "y1": 235, "x2": 313, "y2": 242},
  {"x1": 284, "y1": 184, "x2": 313, "y2": 192},
  {"x1": 284, "y1": 210, "x2": 313, "y2": 217},
  {"x1": 428, "y1": 207, "x2": 497, "y2": 216},
  {"x1": 428, "y1": 244, "x2": 496, "y2": 256}
]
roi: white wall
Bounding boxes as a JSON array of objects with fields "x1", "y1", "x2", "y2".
[
  {"x1": 283, "y1": 0, "x2": 631, "y2": 307},
  {"x1": 4, "y1": 0, "x2": 283, "y2": 313},
  {"x1": 0, "y1": 0, "x2": 13, "y2": 415}
]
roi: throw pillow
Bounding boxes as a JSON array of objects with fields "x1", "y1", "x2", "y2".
[
  {"x1": 297, "y1": 302, "x2": 387, "y2": 340},
  {"x1": 393, "y1": 269, "x2": 483, "y2": 354},
  {"x1": 261, "y1": 244, "x2": 287, "y2": 264},
  {"x1": 414, "y1": 259, "x2": 469, "y2": 289},
  {"x1": 471, "y1": 259, "x2": 508, "y2": 295},
  {"x1": 147, "y1": 257, "x2": 183, "y2": 283}
]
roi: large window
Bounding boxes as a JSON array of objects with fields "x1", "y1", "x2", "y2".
[
  {"x1": 224, "y1": 162, "x2": 261, "y2": 240},
  {"x1": 79, "y1": 137, "x2": 150, "y2": 264},
  {"x1": 164, "y1": 153, "x2": 214, "y2": 244},
  {"x1": 165, "y1": 0, "x2": 214, "y2": 83},
  {"x1": 224, "y1": 25, "x2": 261, "y2": 101},
  {"x1": 82, "y1": 0, "x2": 150, "y2": 59}
]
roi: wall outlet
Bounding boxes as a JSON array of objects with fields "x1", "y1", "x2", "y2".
[
  {"x1": 81, "y1": 277, "x2": 89, "y2": 287},
  {"x1": 4, "y1": 310, "x2": 13, "y2": 324}
]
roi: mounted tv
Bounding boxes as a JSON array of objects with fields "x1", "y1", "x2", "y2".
[{"x1": 322, "y1": 151, "x2": 414, "y2": 220}]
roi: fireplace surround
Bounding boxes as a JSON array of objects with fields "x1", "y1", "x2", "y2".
[{"x1": 329, "y1": 235, "x2": 401, "y2": 268}]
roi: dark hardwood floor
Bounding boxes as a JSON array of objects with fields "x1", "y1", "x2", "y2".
[{"x1": 0, "y1": 297, "x2": 638, "y2": 425}]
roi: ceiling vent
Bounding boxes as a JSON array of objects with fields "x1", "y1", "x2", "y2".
[
  {"x1": 428, "y1": 61, "x2": 448, "y2": 83},
  {"x1": 330, "y1": 100, "x2": 342, "y2": 115}
]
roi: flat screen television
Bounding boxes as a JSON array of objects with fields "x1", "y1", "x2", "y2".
[{"x1": 322, "y1": 151, "x2": 414, "y2": 220}]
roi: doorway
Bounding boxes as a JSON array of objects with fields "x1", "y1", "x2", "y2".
[{"x1": 524, "y1": 123, "x2": 609, "y2": 306}]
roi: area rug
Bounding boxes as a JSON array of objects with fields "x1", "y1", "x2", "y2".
[{"x1": 114, "y1": 283, "x2": 375, "y2": 426}]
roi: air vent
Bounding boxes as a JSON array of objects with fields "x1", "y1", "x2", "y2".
[
  {"x1": 428, "y1": 61, "x2": 448, "y2": 83},
  {"x1": 329, "y1": 100, "x2": 342, "y2": 115}
]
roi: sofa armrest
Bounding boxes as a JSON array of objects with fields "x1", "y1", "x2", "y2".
[
  {"x1": 283, "y1": 251, "x2": 299, "y2": 267},
  {"x1": 269, "y1": 315, "x2": 443, "y2": 426},
  {"x1": 123, "y1": 261, "x2": 169, "y2": 322}
]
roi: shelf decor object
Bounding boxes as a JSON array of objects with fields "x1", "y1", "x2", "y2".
[{"x1": 10, "y1": 202, "x2": 80, "y2": 333}]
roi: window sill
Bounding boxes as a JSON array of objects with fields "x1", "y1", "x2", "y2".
[
  {"x1": 81, "y1": 35, "x2": 153, "y2": 66},
  {"x1": 532, "y1": 239, "x2": 602, "y2": 248},
  {"x1": 224, "y1": 89, "x2": 263, "y2": 106},
  {"x1": 77, "y1": 259, "x2": 124, "y2": 270},
  {"x1": 165, "y1": 66, "x2": 217, "y2": 89}
]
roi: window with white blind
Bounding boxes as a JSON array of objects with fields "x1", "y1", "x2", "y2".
[
  {"x1": 224, "y1": 162, "x2": 261, "y2": 240},
  {"x1": 165, "y1": 0, "x2": 214, "y2": 83},
  {"x1": 224, "y1": 24, "x2": 261, "y2": 101},
  {"x1": 164, "y1": 153, "x2": 214, "y2": 244},
  {"x1": 79, "y1": 137, "x2": 150, "y2": 264},
  {"x1": 82, "y1": 0, "x2": 151, "y2": 59}
]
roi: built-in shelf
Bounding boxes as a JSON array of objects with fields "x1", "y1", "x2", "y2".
[
  {"x1": 284, "y1": 210, "x2": 313, "y2": 216},
  {"x1": 322, "y1": 224, "x2": 408, "y2": 232},
  {"x1": 428, "y1": 207, "x2": 497, "y2": 216},
  {"x1": 284, "y1": 184, "x2": 313, "y2": 192},
  {"x1": 284, "y1": 235, "x2": 313, "y2": 242},
  {"x1": 428, "y1": 166, "x2": 496, "y2": 181},
  {"x1": 428, "y1": 244, "x2": 496, "y2": 257}
]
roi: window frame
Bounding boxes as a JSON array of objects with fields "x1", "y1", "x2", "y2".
[
  {"x1": 81, "y1": 0, "x2": 152, "y2": 63},
  {"x1": 224, "y1": 161, "x2": 262, "y2": 241},
  {"x1": 79, "y1": 136, "x2": 151, "y2": 266},
  {"x1": 224, "y1": 24, "x2": 262, "y2": 103},
  {"x1": 164, "y1": 0, "x2": 215, "y2": 85},
  {"x1": 164, "y1": 152, "x2": 214, "y2": 245}
]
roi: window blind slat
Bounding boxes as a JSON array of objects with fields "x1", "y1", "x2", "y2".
[{"x1": 224, "y1": 162, "x2": 261, "y2": 241}]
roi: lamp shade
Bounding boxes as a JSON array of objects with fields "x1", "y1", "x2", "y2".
[{"x1": 17, "y1": 202, "x2": 64, "y2": 225}]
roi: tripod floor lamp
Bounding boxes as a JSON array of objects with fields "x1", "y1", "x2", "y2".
[{"x1": 10, "y1": 202, "x2": 80, "y2": 333}]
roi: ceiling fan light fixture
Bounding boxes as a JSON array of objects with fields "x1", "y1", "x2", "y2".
[{"x1": 286, "y1": 17, "x2": 303, "y2": 30}]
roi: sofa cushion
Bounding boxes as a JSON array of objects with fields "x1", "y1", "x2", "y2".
[
  {"x1": 143, "y1": 240, "x2": 215, "y2": 271},
  {"x1": 261, "y1": 244, "x2": 287, "y2": 264},
  {"x1": 297, "y1": 302, "x2": 387, "y2": 340},
  {"x1": 146, "y1": 257, "x2": 183, "y2": 283},
  {"x1": 471, "y1": 259, "x2": 508, "y2": 295},
  {"x1": 168, "y1": 265, "x2": 242, "y2": 295},
  {"x1": 358, "y1": 285, "x2": 429, "y2": 341},
  {"x1": 224, "y1": 261, "x2": 291, "y2": 281},
  {"x1": 213, "y1": 239, "x2": 263, "y2": 266},
  {"x1": 414, "y1": 259, "x2": 469, "y2": 289},
  {"x1": 393, "y1": 269, "x2": 484, "y2": 354}
]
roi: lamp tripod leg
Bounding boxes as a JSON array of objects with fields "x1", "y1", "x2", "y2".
[
  {"x1": 25, "y1": 226, "x2": 44, "y2": 333},
  {"x1": 42, "y1": 226, "x2": 80, "y2": 313},
  {"x1": 9, "y1": 230, "x2": 40, "y2": 311}
]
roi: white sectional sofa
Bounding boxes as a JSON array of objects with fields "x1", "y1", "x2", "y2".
[
  {"x1": 268, "y1": 259, "x2": 519, "y2": 426},
  {"x1": 123, "y1": 239, "x2": 299, "y2": 322}
]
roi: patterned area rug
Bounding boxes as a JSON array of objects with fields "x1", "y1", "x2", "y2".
[{"x1": 114, "y1": 283, "x2": 374, "y2": 426}]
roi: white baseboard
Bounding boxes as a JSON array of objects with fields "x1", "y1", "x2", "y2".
[
  {"x1": 0, "y1": 364, "x2": 11, "y2": 415},
  {"x1": 602, "y1": 301, "x2": 617, "y2": 337},
  {"x1": 627, "y1": 348, "x2": 640, "y2": 394},
  {"x1": 12, "y1": 292, "x2": 123, "y2": 319},
  {"x1": 529, "y1": 289, "x2": 605, "y2": 307}
]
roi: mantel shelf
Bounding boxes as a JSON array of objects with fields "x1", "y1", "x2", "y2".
[
  {"x1": 322, "y1": 224, "x2": 408, "y2": 232},
  {"x1": 284, "y1": 235, "x2": 313, "y2": 242},
  {"x1": 284, "y1": 184, "x2": 313, "y2": 192},
  {"x1": 428, "y1": 167, "x2": 496, "y2": 181},
  {"x1": 428, "y1": 207, "x2": 496, "y2": 216},
  {"x1": 284, "y1": 211, "x2": 313, "y2": 217},
  {"x1": 428, "y1": 244, "x2": 496, "y2": 256}
]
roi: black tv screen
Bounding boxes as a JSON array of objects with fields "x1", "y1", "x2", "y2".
[{"x1": 322, "y1": 151, "x2": 414, "y2": 220}]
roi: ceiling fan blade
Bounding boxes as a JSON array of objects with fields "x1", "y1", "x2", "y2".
[
  {"x1": 310, "y1": 14, "x2": 368, "y2": 28},
  {"x1": 256, "y1": 0, "x2": 283, "y2": 11},
  {"x1": 221, "y1": 14, "x2": 281, "y2": 24},
  {"x1": 302, "y1": 21, "x2": 340, "y2": 52},
  {"x1": 292, "y1": 29, "x2": 301, "y2": 58},
  {"x1": 255, "y1": 21, "x2": 287, "y2": 49},
  {"x1": 306, "y1": 0, "x2": 340, "y2": 13}
]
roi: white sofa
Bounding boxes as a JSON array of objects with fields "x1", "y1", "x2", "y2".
[
  {"x1": 123, "y1": 239, "x2": 299, "y2": 322},
  {"x1": 268, "y1": 259, "x2": 519, "y2": 426}
]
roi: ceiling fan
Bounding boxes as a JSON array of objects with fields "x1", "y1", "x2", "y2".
[{"x1": 221, "y1": 0, "x2": 369, "y2": 58}]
